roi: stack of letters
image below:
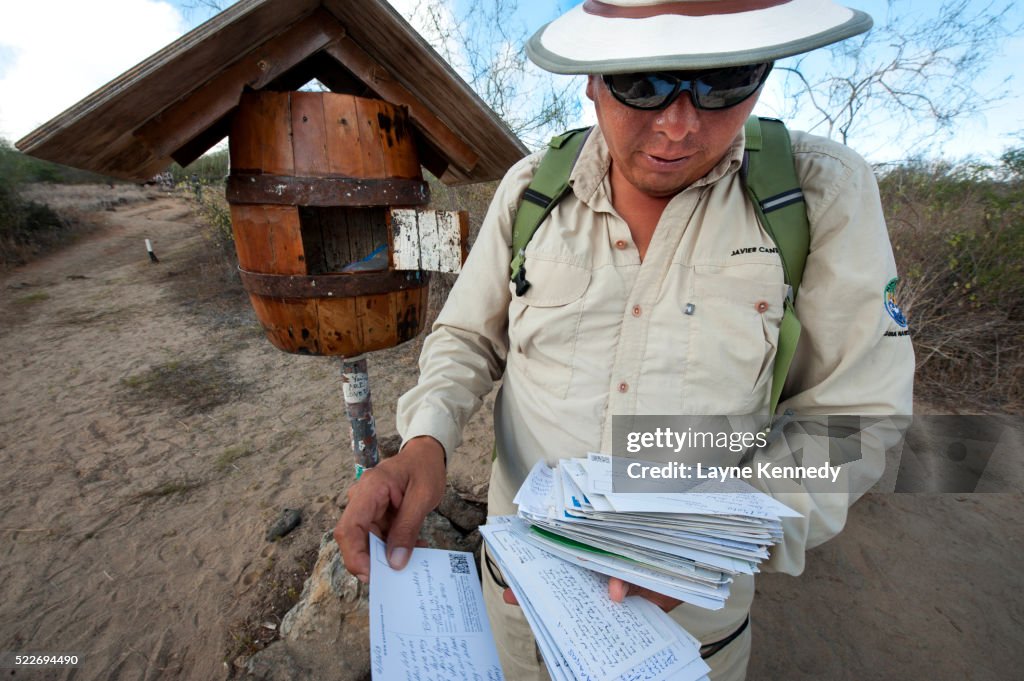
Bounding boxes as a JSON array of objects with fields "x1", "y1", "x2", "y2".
[
  {"x1": 481, "y1": 516, "x2": 712, "y2": 681},
  {"x1": 501, "y1": 454, "x2": 801, "y2": 611},
  {"x1": 480, "y1": 454, "x2": 800, "y2": 680}
]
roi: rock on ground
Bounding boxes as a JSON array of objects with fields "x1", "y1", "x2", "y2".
[{"x1": 246, "y1": 504, "x2": 484, "y2": 681}]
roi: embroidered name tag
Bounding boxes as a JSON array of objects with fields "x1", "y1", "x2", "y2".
[{"x1": 730, "y1": 246, "x2": 778, "y2": 257}]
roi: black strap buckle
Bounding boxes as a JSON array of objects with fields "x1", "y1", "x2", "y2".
[{"x1": 513, "y1": 266, "x2": 531, "y2": 296}]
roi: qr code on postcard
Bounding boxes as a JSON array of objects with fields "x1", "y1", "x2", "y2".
[{"x1": 449, "y1": 553, "x2": 470, "y2": 575}]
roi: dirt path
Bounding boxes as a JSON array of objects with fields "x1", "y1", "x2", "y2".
[{"x1": 0, "y1": 193, "x2": 490, "y2": 680}]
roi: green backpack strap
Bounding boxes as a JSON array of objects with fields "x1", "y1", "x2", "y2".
[
  {"x1": 510, "y1": 127, "x2": 592, "y2": 296},
  {"x1": 742, "y1": 116, "x2": 811, "y2": 419}
]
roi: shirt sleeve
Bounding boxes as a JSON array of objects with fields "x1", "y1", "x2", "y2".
[
  {"x1": 750, "y1": 132, "x2": 915, "y2": 575},
  {"x1": 395, "y1": 153, "x2": 543, "y2": 459}
]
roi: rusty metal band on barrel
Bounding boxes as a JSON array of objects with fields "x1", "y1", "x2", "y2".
[
  {"x1": 238, "y1": 268, "x2": 430, "y2": 298},
  {"x1": 226, "y1": 174, "x2": 431, "y2": 207}
]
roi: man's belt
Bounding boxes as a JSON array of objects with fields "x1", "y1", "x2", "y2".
[{"x1": 699, "y1": 616, "x2": 750, "y2": 659}]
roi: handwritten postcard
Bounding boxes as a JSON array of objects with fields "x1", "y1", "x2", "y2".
[{"x1": 369, "y1": 534, "x2": 504, "y2": 681}]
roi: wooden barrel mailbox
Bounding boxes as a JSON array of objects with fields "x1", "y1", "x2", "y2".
[{"x1": 227, "y1": 91, "x2": 436, "y2": 356}]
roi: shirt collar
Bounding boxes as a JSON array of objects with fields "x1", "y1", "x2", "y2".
[{"x1": 569, "y1": 124, "x2": 747, "y2": 207}]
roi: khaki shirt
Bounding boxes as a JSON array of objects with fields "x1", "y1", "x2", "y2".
[{"x1": 397, "y1": 126, "x2": 914, "y2": 642}]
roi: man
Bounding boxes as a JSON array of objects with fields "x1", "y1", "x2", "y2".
[{"x1": 336, "y1": 1, "x2": 914, "y2": 679}]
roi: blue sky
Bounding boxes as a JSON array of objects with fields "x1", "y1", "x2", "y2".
[{"x1": 0, "y1": 0, "x2": 1020, "y2": 164}]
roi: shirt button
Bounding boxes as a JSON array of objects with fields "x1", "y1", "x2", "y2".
[
  {"x1": 632, "y1": 305, "x2": 642, "y2": 317},
  {"x1": 756, "y1": 301, "x2": 770, "y2": 313},
  {"x1": 615, "y1": 240, "x2": 628, "y2": 250},
  {"x1": 618, "y1": 382, "x2": 629, "y2": 393}
]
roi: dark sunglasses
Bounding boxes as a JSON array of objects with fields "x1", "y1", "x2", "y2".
[{"x1": 603, "y1": 62, "x2": 773, "y2": 111}]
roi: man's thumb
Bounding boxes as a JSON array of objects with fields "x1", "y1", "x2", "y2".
[{"x1": 387, "y1": 544, "x2": 411, "y2": 571}]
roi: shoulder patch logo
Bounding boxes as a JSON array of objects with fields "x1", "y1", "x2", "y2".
[{"x1": 884, "y1": 277, "x2": 908, "y2": 328}]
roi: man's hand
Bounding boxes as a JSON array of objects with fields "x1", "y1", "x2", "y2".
[
  {"x1": 501, "y1": 577, "x2": 682, "y2": 612},
  {"x1": 334, "y1": 436, "x2": 446, "y2": 582}
]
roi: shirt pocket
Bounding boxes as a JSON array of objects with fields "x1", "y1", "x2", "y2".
[
  {"x1": 507, "y1": 256, "x2": 591, "y2": 399},
  {"x1": 687, "y1": 270, "x2": 789, "y2": 413}
]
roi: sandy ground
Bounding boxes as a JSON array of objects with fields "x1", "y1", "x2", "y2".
[
  {"x1": 1, "y1": 189, "x2": 1021, "y2": 680},
  {"x1": 750, "y1": 493, "x2": 1024, "y2": 680},
  {"x1": 0, "y1": 192, "x2": 490, "y2": 680}
]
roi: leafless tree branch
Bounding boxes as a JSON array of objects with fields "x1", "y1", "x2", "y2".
[
  {"x1": 778, "y1": 0, "x2": 1018, "y2": 150},
  {"x1": 410, "y1": 0, "x2": 578, "y2": 148}
]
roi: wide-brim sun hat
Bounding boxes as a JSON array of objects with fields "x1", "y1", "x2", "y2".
[{"x1": 527, "y1": 0, "x2": 873, "y2": 74}]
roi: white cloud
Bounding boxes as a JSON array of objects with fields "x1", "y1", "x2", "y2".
[{"x1": 0, "y1": 0, "x2": 185, "y2": 142}]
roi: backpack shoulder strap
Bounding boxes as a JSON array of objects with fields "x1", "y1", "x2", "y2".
[
  {"x1": 741, "y1": 116, "x2": 811, "y2": 418},
  {"x1": 742, "y1": 116, "x2": 810, "y2": 297},
  {"x1": 510, "y1": 127, "x2": 592, "y2": 296}
]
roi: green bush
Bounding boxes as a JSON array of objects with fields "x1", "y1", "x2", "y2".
[
  {"x1": 170, "y1": 149, "x2": 230, "y2": 185},
  {"x1": 0, "y1": 137, "x2": 116, "y2": 185}
]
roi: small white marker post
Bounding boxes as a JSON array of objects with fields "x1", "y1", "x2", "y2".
[{"x1": 145, "y1": 239, "x2": 159, "y2": 263}]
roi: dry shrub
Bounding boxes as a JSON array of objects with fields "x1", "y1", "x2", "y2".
[
  {"x1": 0, "y1": 181, "x2": 73, "y2": 267},
  {"x1": 192, "y1": 183, "x2": 235, "y2": 254},
  {"x1": 0, "y1": 183, "x2": 158, "y2": 268},
  {"x1": 881, "y1": 161, "x2": 1024, "y2": 411},
  {"x1": 19, "y1": 182, "x2": 152, "y2": 213},
  {"x1": 0, "y1": 140, "x2": 143, "y2": 267}
]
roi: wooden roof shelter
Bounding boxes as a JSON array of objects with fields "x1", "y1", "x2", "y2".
[{"x1": 15, "y1": 0, "x2": 528, "y2": 184}]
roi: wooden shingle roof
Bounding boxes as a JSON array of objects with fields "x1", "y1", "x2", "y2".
[{"x1": 15, "y1": 0, "x2": 527, "y2": 183}]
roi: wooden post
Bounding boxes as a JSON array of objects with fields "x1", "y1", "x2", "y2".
[{"x1": 339, "y1": 355, "x2": 379, "y2": 477}]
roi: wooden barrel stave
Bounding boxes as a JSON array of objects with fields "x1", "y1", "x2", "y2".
[
  {"x1": 230, "y1": 204, "x2": 307, "y2": 275},
  {"x1": 290, "y1": 92, "x2": 331, "y2": 177}
]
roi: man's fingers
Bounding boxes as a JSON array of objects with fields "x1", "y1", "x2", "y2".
[
  {"x1": 384, "y1": 509, "x2": 428, "y2": 569},
  {"x1": 502, "y1": 588, "x2": 519, "y2": 606},
  {"x1": 384, "y1": 485, "x2": 435, "y2": 570},
  {"x1": 607, "y1": 578, "x2": 682, "y2": 612},
  {"x1": 335, "y1": 439, "x2": 445, "y2": 575},
  {"x1": 645, "y1": 591, "x2": 682, "y2": 612},
  {"x1": 336, "y1": 481, "x2": 393, "y2": 582},
  {"x1": 608, "y1": 577, "x2": 629, "y2": 603},
  {"x1": 334, "y1": 516, "x2": 370, "y2": 583}
]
